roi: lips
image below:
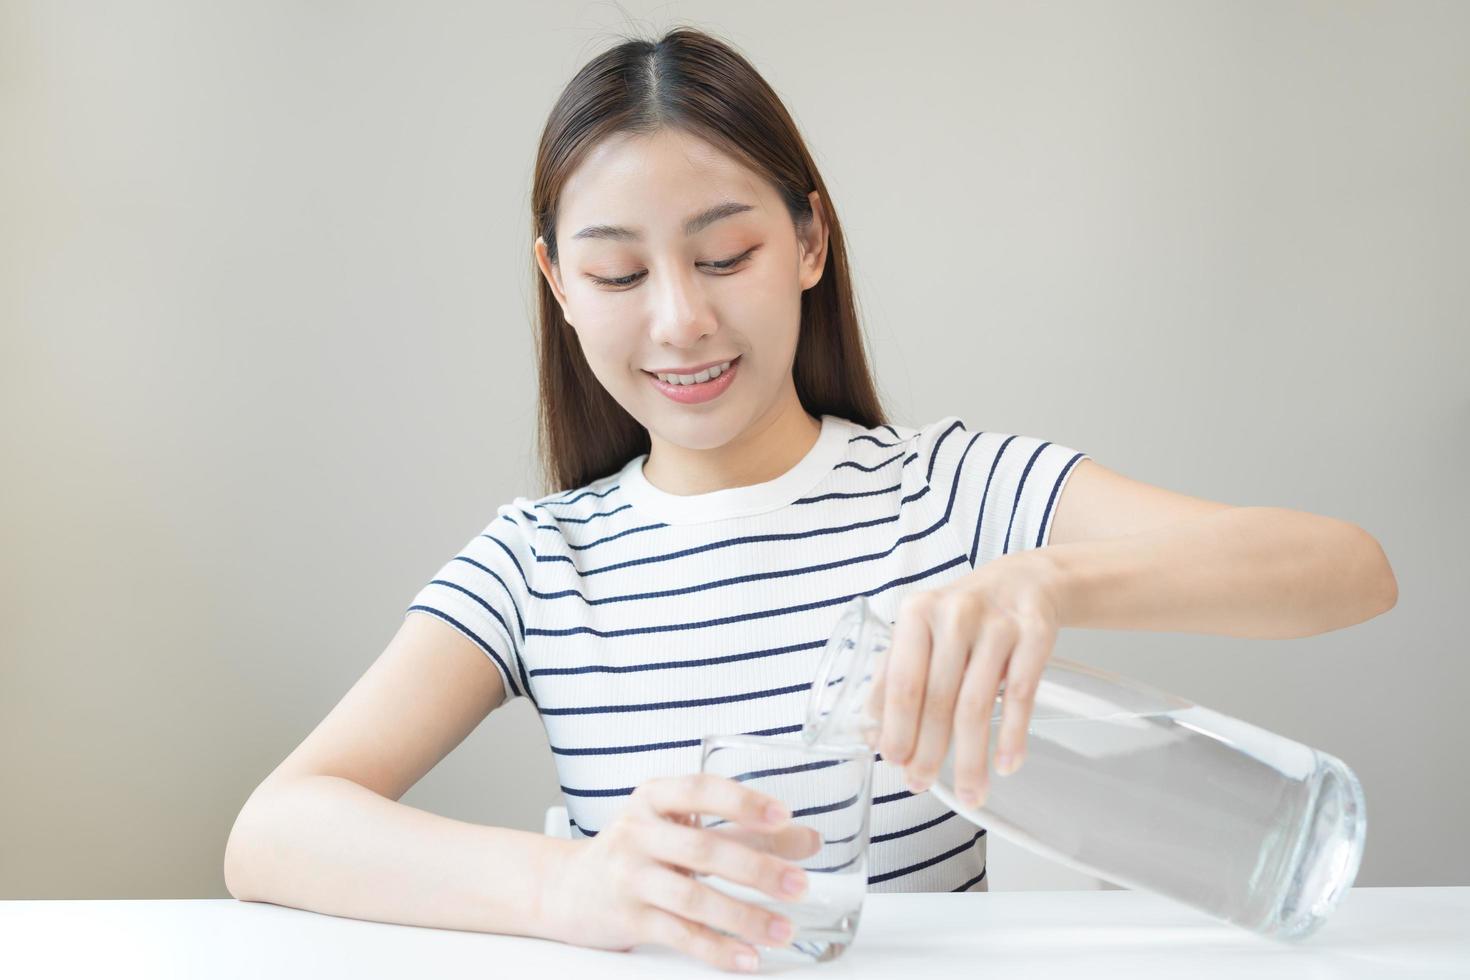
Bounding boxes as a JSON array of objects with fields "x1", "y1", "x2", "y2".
[
  {"x1": 646, "y1": 355, "x2": 741, "y2": 405},
  {"x1": 644, "y1": 354, "x2": 741, "y2": 382}
]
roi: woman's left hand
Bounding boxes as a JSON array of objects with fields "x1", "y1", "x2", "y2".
[{"x1": 865, "y1": 551, "x2": 1065, "y2": 809}]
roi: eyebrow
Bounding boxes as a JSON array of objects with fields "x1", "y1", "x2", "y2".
[{"x1": 570, "y1": 200, "x2": 755, "y2": 242}]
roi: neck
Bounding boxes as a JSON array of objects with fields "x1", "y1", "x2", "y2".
[{"x1": 642, "y1": 393, "x2": 822, "y2": 496}]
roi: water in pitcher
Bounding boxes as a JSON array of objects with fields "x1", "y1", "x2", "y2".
[
  {"x1": 803, "y1": 595, "x2": 1366, "y2": 941},
  {"x1": 926, "y1": 706, "x2": 1363, "y2": 936}
]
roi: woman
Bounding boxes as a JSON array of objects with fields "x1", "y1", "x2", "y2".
[{"x1": 224, "y1": 26, "x2": 1398, "y2": 974}]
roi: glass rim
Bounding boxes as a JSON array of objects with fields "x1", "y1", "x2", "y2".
[{"x1": 700, "y1": 731, "x2": 873, "y2": 761}]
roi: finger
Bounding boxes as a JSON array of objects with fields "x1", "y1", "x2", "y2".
[
  {"x1": 645, "y1": 820, "x2": 810, "y2": 903},
  {"x1": 878, "y1": 592, "x2": 937, "y2": 767},
  {"x1": 949, "y1": 617, "x2": 1017, "y2": 808},
  {"x1": 635, "y1": 900, "x2": 769, "y2": 973},
  {"x1": 993, "y1": 621, "x2": 1054, "y2": 775},
  {"x1": 902, "y1": 596, "x2": 981, "y2": 794},
  {"x1": 636, "y1": 774, "x2": 790, "y2": 832},
  {"x1": 638, "y1": 862, "x2": 799, "y2": 954},
  {"x1": 709, "y1": 821, "x2": 824, "y2": 861}
]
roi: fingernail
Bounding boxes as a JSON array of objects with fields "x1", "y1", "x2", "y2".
[
  {"x1": 768, "y1": 917, "x2": 793, "y2": 941},
  {"x1": 736, "y1": 951, "x2": 759, "y2": 971},
  {"x1": 782, "y1": 869, "x2": 807, "y2": 897},
  {"x1": 765, "y1": 802, "x2": 790, "y2": 824},
  {"x1": 958, "y1": 787, "x2": 980, "y2": 808},
  {"x1": 997, "y1": 752, "x2": 1021, "y2": 776}
]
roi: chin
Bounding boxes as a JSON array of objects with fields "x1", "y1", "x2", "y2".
[
  {"x1": 640, "y1": 402, "x2": 753, "y2": 452},
  {"x1": 651, "y1": 418, "x2": 742, "y2": 452}
]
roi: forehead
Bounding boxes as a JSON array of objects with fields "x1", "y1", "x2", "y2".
[{"x1": 557, "y1": 130, "x2": 779, "y2": 239}]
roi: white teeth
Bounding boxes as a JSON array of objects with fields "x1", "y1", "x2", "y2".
[{"x1": 657, "y1": 360, "x2": 732, "y2": 385}]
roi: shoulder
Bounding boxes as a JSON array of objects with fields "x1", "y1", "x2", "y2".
[
  {"x1": 508, "y1": 465, "x2": 631, "y2": 536},
  {"x1": 916, "y1": 415, "x2": 1082, "y2": 479},
  {"x1": 910, "y1": 415, "x2": 985, "y2": 485}
]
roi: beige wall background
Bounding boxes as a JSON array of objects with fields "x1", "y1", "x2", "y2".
[{"x1": 2, "y1": 0, "x2": 1466, "y2": 900}]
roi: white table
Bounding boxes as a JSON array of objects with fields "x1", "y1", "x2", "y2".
[{"x1": 3, "y1": 888, "x2": 1466, "y2": 978}]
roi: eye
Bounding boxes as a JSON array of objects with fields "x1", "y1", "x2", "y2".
[{"x1": 587, "y1": 246, "x2": 760, "y2": 290}]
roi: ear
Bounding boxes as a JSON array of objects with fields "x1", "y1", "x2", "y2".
[
  {"x1": 534, "y1": 236, "x2": 574, "y2": 324},
  {"x1": 797, "y1": 190, "x2": 830, "y2": 292}
]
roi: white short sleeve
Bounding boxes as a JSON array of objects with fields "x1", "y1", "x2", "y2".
[
  {"x1": 917, "y1": 416, "x2": 1091, "y2": 569},
  {"x1": 405, "y1": 501, "x2": 539, "y2": 706}
]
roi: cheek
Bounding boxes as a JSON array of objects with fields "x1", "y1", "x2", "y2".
[
  {"x1": 570, "y1": 320, "x2": 639, "y2": 379},
  {"x1": 731, "y1": 283, "x2": 802, "y2": 351},
  {"x1": 740, "y1": 263, "x2": 803, "y2": 317}
]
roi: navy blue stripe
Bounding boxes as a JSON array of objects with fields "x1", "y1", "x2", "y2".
[
  {"x1": 526, "y1": 558, "x2": 965, "y2": 640},
  {"x1": 522, "y1": 507, "x2": 949, "y2": 616},
  {"x1": 538, "y1": 515, "x2": 672, "y2": 551},
  {"x1": 538, "y1": 426, "x2": 908, "y2": 516},
  {"x1": 870, "y1": 807, "x2": 960, "y2": 843},
  {"x1": 873, "y1": 788, "x2": 918, "y2": 805},
  {"x1": 517, "y1": 474, "x2": 936, "y2": 571},
  {"x1": 543, "y1": 483, "x2": 621, "y2": 507},
  {"x1": 795, "y1": 482, "x2": 904, "y2": 505},
  {"x1": 449, "y1": 443, "x2": 958, "y2": 622},
  {"x1": 534, "y1": 503, "x2": 634, "y2": 526},
  {"x1": 849, "y1": 432, "x2": 904, "y2": 448},
  {"x1": 517, "y1": 490, "x2": 945, "y2": 610},
  {"x1": 566, "y1": 795, "x2": 976, "y2": 846},
  {"x1": 940, "y1": 432, "x2": 1101, "y2": 595},
  {"x1": 926, "y1": 419, "x2": 966, "y2": 483},
  {"x1": 951, "y1": 866, "x2": 988, "y2": 892},
  {"x1": 834, "y1": 450, "x2": 907, "y2": 474},
  {"x1": 470, "y1": 473, "x2": 953, "y2": 617},
  {"x1": 541, "y1": 680, "x2": 811, "y2": 718},
  {"x1": 448, "y1": 536, "x2": 530, "y2": 640},
  {"x1": 532, "y1": 638, "x2": 826, "y2": 678},
  {"x1": 705, "y1": 789, "x2": 866, "y2": 831},
  {"x1": 966, "y1": 433, "x2": 1019, "y2": 568},
  {"x1": 1002, "y1": 441, "x2": 1052, "y2": 556},
  {"x1": 531, "y1": 449, "x2": 917, "y2": 537},
  {"x1": 715, "y1": 755, "x2": 848, "y2": 786},
  {"x1": 564, "y1": 766, "x2": 902, "y2": 806},
  {"x1": 806, "y1": 850, "x2": 865, "y2": 875},
  {"x1": 931, "y1": 425, "x2": 1026, "y2": 572},
  {"x1": 405, "y1": 606, "x2": 525, "y2": 701},
  {"x1": 421, "y1": 577, "x2": 521, "y2": 647},
  {"x1": 561, "y1": 767, "x2": 939, "y2": 810},
  {"x1": 1035, "y1": 452, "x2": 1088, "y2": 548},
  {"x1": 868, "y1": 829, "x2": 986, "y2": 884},
  {"x1": 519, "y1": 461, "x2": 915, "y2": 549},
  {"x1": 549, "y1": 724, "x2": 804, "y2": 757}
]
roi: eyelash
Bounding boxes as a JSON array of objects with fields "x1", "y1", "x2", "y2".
[{"x1": 588, "y1": 247, "x2": 759, "y2": 289}]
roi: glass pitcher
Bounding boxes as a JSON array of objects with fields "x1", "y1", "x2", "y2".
[{"x1": 803, "y1": 595, "x2": 1367, "y2": 941}]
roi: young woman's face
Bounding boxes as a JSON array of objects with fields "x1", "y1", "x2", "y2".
[{"x1": 535, "y1": 128, "x2": 827, "y2": 452}]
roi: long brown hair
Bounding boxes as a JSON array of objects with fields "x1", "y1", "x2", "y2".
[{"x1": 531, "y1": 25, "x2": 888, "y2": 494}]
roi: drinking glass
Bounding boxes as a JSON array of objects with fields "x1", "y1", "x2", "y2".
[{"x1": 696, "y1": 732, "x2": 873, "y2": 963}]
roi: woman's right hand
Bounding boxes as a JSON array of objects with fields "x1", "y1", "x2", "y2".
[{"x1": 540, "y1": 772, "x2": 824, "y2": 973}]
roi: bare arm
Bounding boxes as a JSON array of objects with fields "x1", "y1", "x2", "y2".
[
  {"x1": 225, "y1": 773, "x2": 575, "y2": 937},
  {"x1": 223, "y1": 611, "x2": 577, "y2": 939}
]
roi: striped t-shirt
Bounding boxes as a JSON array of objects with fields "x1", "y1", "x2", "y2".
[{"x1": 406, "y1": 413, "x2": 1089, "y2": 892}]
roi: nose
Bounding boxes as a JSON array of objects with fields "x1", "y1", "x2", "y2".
[{"x1": 648, "y1": 262, "x2": 717, "y2": 349}]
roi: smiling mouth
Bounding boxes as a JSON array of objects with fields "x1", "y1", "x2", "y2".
[{"x1": 642, "y1": 355, "x2": 742, "y2": 383}]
